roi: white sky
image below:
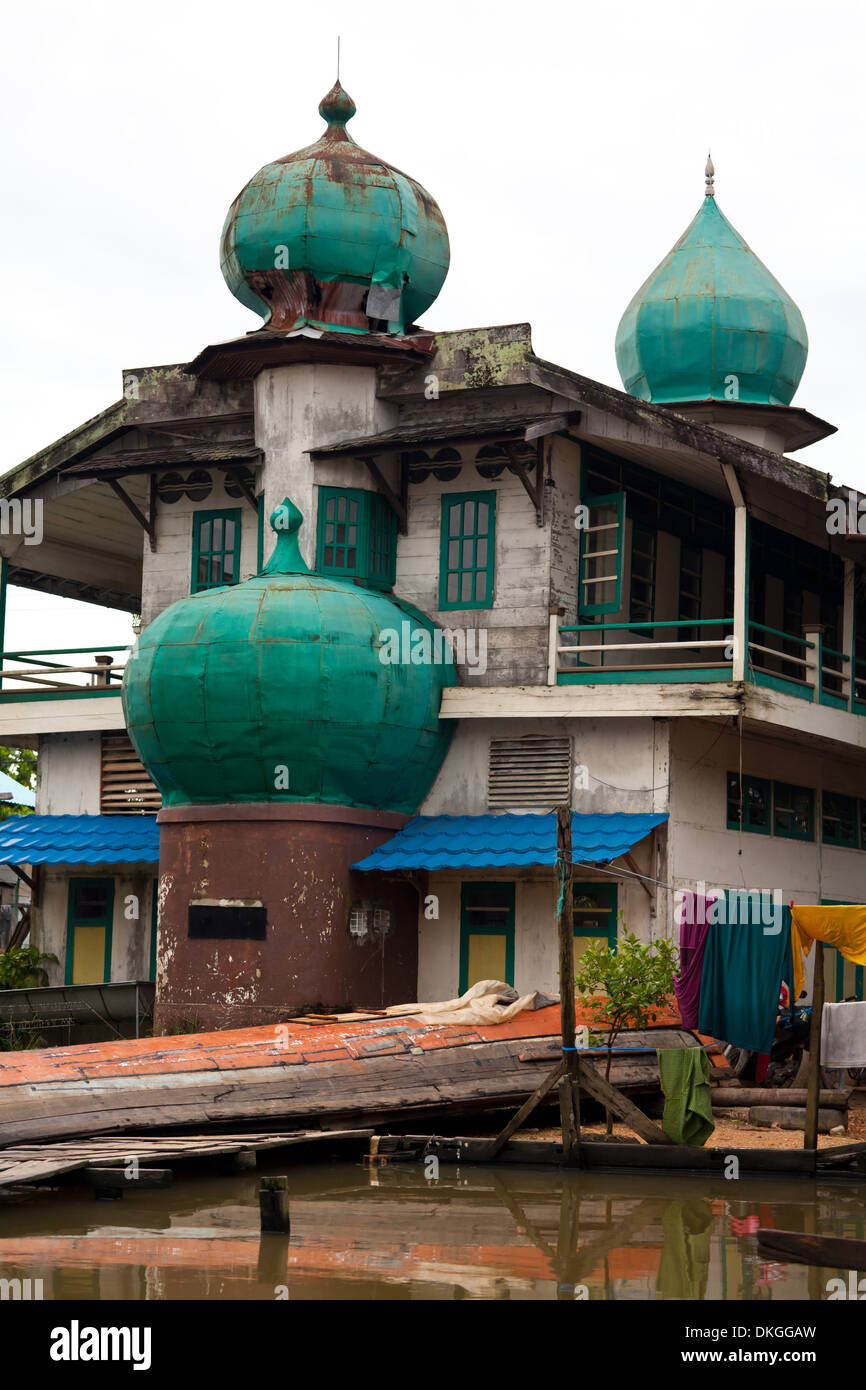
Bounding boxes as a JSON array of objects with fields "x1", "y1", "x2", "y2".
[{"x1": 1, "y1": 0, "x2": 863, "y2": 650}]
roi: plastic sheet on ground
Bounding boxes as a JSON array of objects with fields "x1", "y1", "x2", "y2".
[{"x1": 384, "y1": 980, "x2": 559, "y2": 1027}]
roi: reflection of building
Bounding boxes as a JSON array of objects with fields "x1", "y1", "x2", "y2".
[{"x1": 1, "y1": 90, "x2": 865, "y2": 1026}]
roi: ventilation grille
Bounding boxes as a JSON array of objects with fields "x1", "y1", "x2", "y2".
[
  {"x1": 100, "y1": 734, "x2": 162, "y2": 814},
  {"x1": 488, "y1": 736, "x2": 572, "y2": 811}
]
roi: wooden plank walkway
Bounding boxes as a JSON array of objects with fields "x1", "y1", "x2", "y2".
[{"x1": 0, "y1": 1128, "x2": 374, "y2": 1188}]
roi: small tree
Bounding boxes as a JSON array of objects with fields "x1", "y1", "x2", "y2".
[
  {"x1": 0, "y1": 944, "x2": 58, "y2": 991},
  {"x1": 575, "y1": 922, "x2": 678, "y2": 1134}
]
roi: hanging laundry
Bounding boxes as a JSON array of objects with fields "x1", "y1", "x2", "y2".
[
  {"x1": 674, "y1": 893, "x2": 714, "y2": 1029},
  {"x1": 657, "y1": 1047, "x2": 714, "y2": 1146},
  {"x1": 820, "y1": 1000, "x2": 866, "y2": 1069},
  {"x1": 698, "y1": 904, "x2": 792, "y2": 1054},
  {"x1": 791, "y1": 905, "x2": 866, "y2": 1002}
]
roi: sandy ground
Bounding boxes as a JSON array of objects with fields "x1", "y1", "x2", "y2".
[{"x1": 525, "y1": 1091, "x2": 866, "y2": 1149}]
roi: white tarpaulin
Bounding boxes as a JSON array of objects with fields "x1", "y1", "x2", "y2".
[{"x1": 384, "y1": 980, "x2": 558, "y2": 1027}]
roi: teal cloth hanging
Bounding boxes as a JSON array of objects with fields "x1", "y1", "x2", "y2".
[{"x1": 697, "y1": 902, "x2": 793, "y2": 1053}]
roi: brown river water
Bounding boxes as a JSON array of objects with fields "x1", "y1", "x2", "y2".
[{"x1": 1, "y1": 1160, "x2": 864, "y2": 1300}]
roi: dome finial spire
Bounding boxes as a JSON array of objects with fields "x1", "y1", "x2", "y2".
[{"x1": 705, "y1": 152, "x2": 715, "y2": 198}]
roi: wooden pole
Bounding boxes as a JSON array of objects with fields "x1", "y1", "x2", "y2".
[
  {"x1": 556, "y1": 805, "x2": 581, "y2": 1165},
  {"x1": 259, "y1": 1176, "x2": 291, "y2": 1233},
  {"x1": 804, "y1": 941, "x2": 825, "y2": 1151}
]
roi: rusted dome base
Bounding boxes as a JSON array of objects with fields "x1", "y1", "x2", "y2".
[{"x1": 154, "y1": 803, "x2": 418, "y2": 1034}]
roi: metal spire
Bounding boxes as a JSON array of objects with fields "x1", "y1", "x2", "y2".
[{"x1": 705, "y1": 152, "x2": 715, "y2": 198}]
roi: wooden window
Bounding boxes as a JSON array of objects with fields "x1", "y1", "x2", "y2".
[
  {"x1": 65, "y1": 878, "x2": 114, "y2": 985},
  {"x1": 679, "y1": 542, "x2": 702, "y2": 643},
  {"x1": 579, "y1": 492, "x2": 625, "y2": 617},
  {"x1": 573, "y1": 882, "x2": 618, "y2": 965},
  {"x1": 459, "y1": 882, "x2": 514, "y2": 993},
  {"x1": 100, "y1": 735, "x2": 161, "y2": 814},
  {"x1": 317, "y1": 487, "x2": 397, "y2": 590},
  {"x1": 191, "y1": 508, "x2": 242, "y2": 594},
  {"x1": 629, "y1": 524, "x2": 656, "y2": 626},
  {"x1": 726, "y1": 772, "x2": 771, "y2": 835},
  {"x1": 773, "y1": 782, "x2": 814, "y2": 841},
  {"x1": 822, "y1": 791, "x2": 858, "y2": 848},
  {"x1": 488, "y1": 736, "x2": 572, "y2": 810},
  {"x1": 439, "y1": 492, "x2": 496, "y2": 610}
]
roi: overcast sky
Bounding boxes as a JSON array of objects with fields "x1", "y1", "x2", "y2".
[{"x1": 1, "y1": 0, "x2": 863, "y2": 650}]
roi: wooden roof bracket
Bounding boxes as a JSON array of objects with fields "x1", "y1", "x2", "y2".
[
  {"x1": 223, "y1": 466, "x2": 259, "y2": 514},
  {"x1": 107, "y1": 478, "x2": 156, "y2": 553},
  {"x1": 360, "y1": 455, "x2": 408, "y2": 534},
  {"x1": 503, "y1": 438, "x2": 546, "y2": 527}
]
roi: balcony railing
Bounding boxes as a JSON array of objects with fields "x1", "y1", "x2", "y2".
[
  {"x1": 550, "y1": 617, "x2": 734, "y2": 684},
  {"x1": 549, "y1": 615, "x2": 862, "y2": 715},
  {"x1": 0, "y1": 647, "x2": 130, "y2": 699}
]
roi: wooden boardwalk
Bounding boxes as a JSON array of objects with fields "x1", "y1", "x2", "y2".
[{"x1": 0, "y1": 1128, "x2": 373, "y2": 1188}]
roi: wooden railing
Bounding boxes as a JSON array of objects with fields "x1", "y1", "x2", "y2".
[
  {"x1": 550, "y1": 617, "x2": 734, "y2": 684},
  {"x1": 0, "y1": 647, "x2": 130, "y2": 696}
]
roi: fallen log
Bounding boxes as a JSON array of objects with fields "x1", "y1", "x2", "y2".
[
  {"x1": 748, "y1": 1106, "x2": 845, "y2": 1134},
  {"x1": 757, "y1": 1228, "x2": 866, "y2": 1271},
  {"x1": 711, "y1": 1087, "x2": 850, "y2": 1109}
]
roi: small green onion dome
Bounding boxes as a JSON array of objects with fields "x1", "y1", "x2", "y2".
[
  {"x1": 122, "y1": 500, "x2": 455, "y2": 813},
  {"x1": 615, "y1": 159, "x2": 808, "y2": 405},
  {"x1": 220, "y1": 81, "x2": 450, "y2": 334}
]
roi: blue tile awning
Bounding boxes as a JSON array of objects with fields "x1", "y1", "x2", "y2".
[
  {"x1": 0, "y1": 815, "x2": 160, "y2": 866},
  {"x1": 353, "y1": 811, "x2": 668, "y2": 871}
]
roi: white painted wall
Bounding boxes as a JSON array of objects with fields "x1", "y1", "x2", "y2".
[
  {"x1": 36, "y1": 732, "x2": 101, "y2": 814},
  {"x1": 141, "y1": 473, "x2": 259, "y2": 627}
]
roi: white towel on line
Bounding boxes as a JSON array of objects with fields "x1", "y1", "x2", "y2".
[{"x1": 821, "y1": 1000, "x2": 866, "y2": 1068}]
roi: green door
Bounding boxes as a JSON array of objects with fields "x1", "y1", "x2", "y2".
[
  {"x1": 65, "y1": 878, "x2": 114, "y2": 985},
  {"x1": 459, "y1": 883, "x2": 515, "y2": 994},
  {"x1": 573, "y1": 881, "x2": 618, "y2": 964}
]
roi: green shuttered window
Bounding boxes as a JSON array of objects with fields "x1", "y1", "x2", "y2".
[
  {"x1": 191, "y1": 509, "x2": 242, "y2": 594},
  {"x1": 579, "y1": 493, "x2": 625, "y2": 617},
  {"x1": 317, "y1": 487, "x2": 397, "y2": 591},
  {"x1": 439, "y1": 492, "x2": 496, "y2": 610}
]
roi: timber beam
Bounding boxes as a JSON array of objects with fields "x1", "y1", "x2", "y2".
[{"x1": 107, "y1": 479, "x2": 156, "y2": 553}]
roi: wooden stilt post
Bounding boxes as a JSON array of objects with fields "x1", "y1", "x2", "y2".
[
  {"x1": 556, "y1": 805, "x2": 581, "y2": 1166},
  {"x1": 259, "y1": 1176, "x2": 291, "y2": 1233},
  {"x1": 804, "y1": 941, "x2": 825, "y2": 1151}
]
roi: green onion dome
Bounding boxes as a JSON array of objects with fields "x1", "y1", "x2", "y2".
[
  {"x1": 122, "y1": 500, "x2": 455, "y2": 813},
  {"x1": 220, "y1": 81, "x2": 450, "y2": 334},
  {"x1": 615, "y1": 160, "x2": 808, "y2": 405}
]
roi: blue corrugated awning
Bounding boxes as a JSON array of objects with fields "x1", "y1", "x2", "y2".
[
  {"x1": 352, "y1": 811, "x2": 668, "y2": 871},
  {"x1": 0, "y1": 815, "x2": 159, "y2": 866}
]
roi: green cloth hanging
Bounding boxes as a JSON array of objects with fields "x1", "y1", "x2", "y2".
[{"x1": 657, "y1": 1047, "x2": 715, "y2": 1146}]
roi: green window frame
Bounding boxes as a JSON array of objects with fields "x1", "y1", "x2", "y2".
[
  {"x1": 65, "y1": 877, "x2": 114, "y2": 986},
  {"x1": 573, "y1": 882, "x2": 618, "y2": 951},
  {"x1": 439, "y1": 491, "x2": 496, "y2": 610},
  {"x1": 316, "y1": 487, "x2": 397, "y2": 591},
  {"x1": 458, "y1": 882, "x2": 515, "y2": 994},
  {"x1": 822, "y1": 791, "x2": 859, "y2": 848},
  {"x1": 191, "y1": 508, "x2": 242, "y2": 594},
  {"x1": 773, "y1": 782, "x2": 814, "y2": 841},
  {"x1": 726, "y1": 772, "x2": 771, "y2": 836},
  {"x1": 579, "y1": 492, "x2": 625, "y2": 618}
]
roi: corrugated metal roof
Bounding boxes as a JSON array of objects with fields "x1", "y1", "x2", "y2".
[
  {"x1": 0, "y1": 815, "x2": 159, "y2": 865},
  {"x1": 0, "y1": 772, "x2": 35, "y2": 808},
  {"x1": 352, "y1": 812, "x2": 668, "y2": 871},
  {"x1": 64, "y1": 443, "x2": 261, "y2": 478}
]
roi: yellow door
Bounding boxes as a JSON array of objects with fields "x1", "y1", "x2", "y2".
[
  {"x1": 71, "y1": 925, "x2": 107, "y2": 985},
  {"x1": 466, "y1": 932, "x2": 509, "y2": 989}
]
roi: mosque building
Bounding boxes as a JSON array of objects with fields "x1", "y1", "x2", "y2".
[{"x1": 0, "y1": 84, "x2": 863, "y2": 1033}]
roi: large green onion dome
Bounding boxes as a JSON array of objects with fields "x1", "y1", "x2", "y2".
[
  {"x1": 122, "y1": 500, "x2": 455, "y2": 813},
  {"x1": 220, "y1": 80, "x2": 450, "y2": 335},
  {"x1": 615, "y1": 159, "x2": 808, "y2": 405}
]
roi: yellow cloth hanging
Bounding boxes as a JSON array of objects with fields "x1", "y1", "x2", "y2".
[{"x1": 791, "y1": 905, "x2": 866, "y2": 1001}]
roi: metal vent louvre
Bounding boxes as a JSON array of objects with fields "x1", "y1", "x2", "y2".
[
  {"x1": 100, "y1": 734, "x2": 162, "y2": 814},
  {"x1": 487, "y1": 736, "x2": 572, "y2": 810}
]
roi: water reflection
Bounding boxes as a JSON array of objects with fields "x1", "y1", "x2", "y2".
[{"x1": 0, "y1": 1161, "x2": 864, "y2": 1300}]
